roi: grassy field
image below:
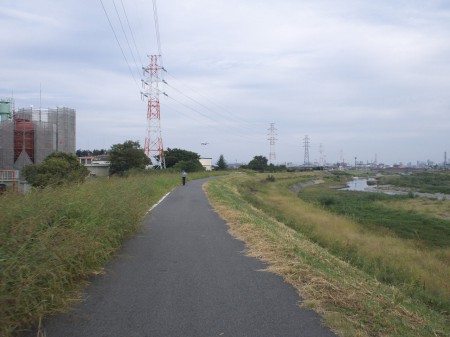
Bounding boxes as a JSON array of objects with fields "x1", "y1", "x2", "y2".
[
  {"x1": 297, "y1": 181, "x2": 450, "y2": 248},
  {"x1": 205, "y1": 172, "x2": 449, "y2": 337},
  {"x1": 378, "y1": 171, "x2": 450, "y2": 194},
  {"x1": 0, "y1": 171, "x2": 220, "y2": 336}
]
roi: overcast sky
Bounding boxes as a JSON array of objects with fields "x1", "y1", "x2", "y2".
[{"x1": 1, "y1": 0, "x2": 449, "y2": 165}]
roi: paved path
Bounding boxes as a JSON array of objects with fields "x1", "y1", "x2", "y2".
[{"x1": 26, "y1": 178, "x2": 337, "y2": 337}]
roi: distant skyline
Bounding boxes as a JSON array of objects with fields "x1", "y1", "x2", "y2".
[{"x1": 1, "y1": 0, "x2": 449, "y2": 165}]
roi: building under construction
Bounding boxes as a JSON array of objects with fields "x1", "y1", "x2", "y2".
[{"x1": 0, "y1": 101, "x2": 76, "y2": 170}]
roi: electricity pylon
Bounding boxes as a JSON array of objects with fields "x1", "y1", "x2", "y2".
[
  {"x1": 142, "y1": 55, "x2": 165, "y2": 168},
  {"x1": 268, "y1": 123, "x2": 277, "y2": 164},
  {"x1": 303, "y1": 135, "x2": 310, "y2": 166}
]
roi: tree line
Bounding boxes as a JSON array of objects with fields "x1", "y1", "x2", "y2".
[{"x1": 22, "y1": 140, "x2": 287, "y2": 188}]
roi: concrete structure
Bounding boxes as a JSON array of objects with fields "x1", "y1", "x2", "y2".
[
  {"x1": 0, "y1": 170, "x2": 20, "y2": 192},
  {"x1": 0, "y1": 107, "x2": 76, "y2": 170},
  {"x1": 79, "y1": 155, "x2": 110, "y2": 177},
  {"x1": 199, "y1": 157, "x2": 213, "y2": 171}
]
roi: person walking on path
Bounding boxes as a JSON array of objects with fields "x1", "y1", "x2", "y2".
[{"x1": 182, "y1": 170, "x2": 187, "y2": 186}]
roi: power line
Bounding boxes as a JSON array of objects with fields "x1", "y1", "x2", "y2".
[
  {"x1": 165, "y1": 71, "x2": 256, "y2": 128},
  {"x1": 162, "y1": 75, "x2": 263, "y2": 137},
  {"x1": 152, "y1": 0, "x2": 163, "y2": 66},
  {"x1": 101, "y1": 0, "x2": 263, "y2": 150},
  {"x1": 99, "y1": 0, "x2": 140, "y2": 90},
  {"x1": 163, "y1": 93, "x2": 259, "y2": 143},
  {"x1": 120, "y1": 0, "x2": 144, "y2": 68},
  {"x1": 112, "y1": 0, "x2": 141, "y2": 76},
  {"x1": 119, "y1": 1, "x2": 259, "y2": 143}
]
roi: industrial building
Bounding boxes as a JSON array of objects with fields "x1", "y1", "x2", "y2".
[
  {"x1": 199, "y1": 158, "x2": 213, "y2": 171},
  {"x1": 0, "y1": 99, "x2": 76, "y2": 171},
  {"x1": 79, "y1": 155, "x2": 110, "y2": 177}
]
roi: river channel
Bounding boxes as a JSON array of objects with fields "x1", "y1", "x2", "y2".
[{"x1": 342, "y1": 178, "x2": 450, "y2": 200}]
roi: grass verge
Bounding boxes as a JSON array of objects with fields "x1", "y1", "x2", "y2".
[
  {"x1": 0, "y1": 171, "x2": 222, "y2": 336},
  {"x1": 205, "y1": 174, "x2": 449, "y2": 337}
]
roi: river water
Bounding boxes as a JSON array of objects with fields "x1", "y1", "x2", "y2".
[
  {"x1": 340, "y1": 178, "x2": 369, "y2": 191},
  {"x1": 342, "y1": 178, "x2": 450, "y2": 200}
]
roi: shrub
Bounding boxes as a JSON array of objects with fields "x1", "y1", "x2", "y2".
[
  {"x1": 22, "y1": 152, "x2": 89, "y2": 187},
  {"x1": 318, "y1": 195, "x2": 337, "y2": 206},
  {"x1": 266, "y1": 174, "x2": 276, "y2": 182}
]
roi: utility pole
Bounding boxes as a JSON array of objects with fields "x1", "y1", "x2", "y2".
[
  {"x1": 303, "y1": 135, "x2": 310, "y2": 166},
  {"x1": 142, "y1": 55, "x2": 165, "y2": 168},
  {"x1": 267, "y1": 123, "x2": 277, "y2": 165}
]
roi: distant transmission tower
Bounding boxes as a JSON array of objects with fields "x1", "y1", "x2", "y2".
[
  {"x1": 267, "y1": 123, "x2": 277, "y2": 164},
  {"x1": 339, "y1": 149, "x2": 344, "y2": 165},
  {"x1": 303, "y1": 135, "x2": 310, "y2": 165},
  {"x1": 142, "y1": 55, "x2": 165, "y2": 168},
  {"x1": 319, "y1": 143, "x2": 325, "y2": 166}
]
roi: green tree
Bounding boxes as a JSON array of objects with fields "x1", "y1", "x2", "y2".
[
  {"x1": 109, "y1": 140, "x2": 150, "y2": 176},
  {"x1": 216, "y1": 154, "x2": 228, "y2": 170},
  {"x1": 247, "y1": 155, "x2": 268, "y2": 172},
  {"x1": 173, "y1": 159, "x2": 204, "y2": 172},
  {"x1": 163, "y1": 148, "x2": 203, "y2": 172},
  {"x1": 22, "y1": 152, "x2": 89, "y2": 187},
  {"x1": 76, "y1": 149, "x2": 90, "y2": 157},
  {"x1": 164, "y1": 148, "x2": 200, "y2": 168},
  {"x1": 21, "y1": 164, "x2": 39, "y2": 185},
  {"x1": 76, "y1": 149, "x2": 108, "y2": 157}
]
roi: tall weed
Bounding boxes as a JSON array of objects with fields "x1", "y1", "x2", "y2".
[{"x1": 0, "y1": 173, "x2": 181, "y2": 336}]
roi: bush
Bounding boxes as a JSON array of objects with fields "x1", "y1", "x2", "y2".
[
  {"x1": 173, "y1": 159, "x2": 205, "y2": 172},
  {"x1": 22, "y1": 152, "x2": 89, "y2": 187},
  {"x1": 318, "y1": 195, "x2": 337, "y2": 206},
  {"x1": 266, "y1": 174, "x2": 276, "y2": 182}
]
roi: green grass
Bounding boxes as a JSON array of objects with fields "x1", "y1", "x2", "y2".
[
  {"x1": 0, "y1": 170, "x2": 223, "y2": 336},
  {"x1": 297, "y1": 185, "x2": 450, "y2": 248},
  {"x1": 205, "y1": 174, "x2": 449, "y2": 337},
  {"x1": 378, "y1": 171, "x2": 450, "y2": 194}
]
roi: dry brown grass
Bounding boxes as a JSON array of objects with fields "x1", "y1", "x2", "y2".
[
  {"x1": 204, "y1": 174, "x2": 449, "y2": 337},
  {"x1": 252, "y1": 180, "x2": 450, "y2": 306}
]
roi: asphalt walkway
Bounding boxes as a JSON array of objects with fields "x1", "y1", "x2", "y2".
[{"x1": 25, "y1": 178, "x2": 337, "y2": 337}]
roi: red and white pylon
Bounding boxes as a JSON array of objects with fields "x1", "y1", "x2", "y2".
[{"x1": 142, "y1": 54, "x2": 165, "y2": 168}]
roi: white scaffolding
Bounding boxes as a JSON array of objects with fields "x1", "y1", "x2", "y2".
[{"x1": 0, "y1": 107, "x2": 76, "y2": 170}]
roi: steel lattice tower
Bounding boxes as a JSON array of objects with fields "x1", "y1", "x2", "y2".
[
  {"x1": 303, "y1": 135, "x2": 310, "y2": 165},
  {"x1": 267, "y1": 123, "x2": 277, "y2": 164},
  {"x1": 319, "y1": 143, "x2": 325, "y2": 166},
  {"x1": 142, "y1": 55, "x2": 165, "y2": 168}
]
